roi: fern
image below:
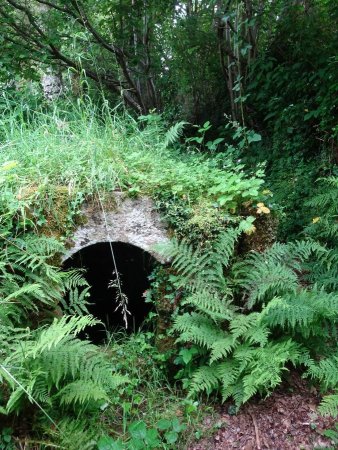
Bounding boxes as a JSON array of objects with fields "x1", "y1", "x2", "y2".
[
  {"x1": 165, "y1": 225, "x2": 337, "y2": 411},
  {"x1": 304, "y1": 355, "x2": 338, "y2": 390},
  {"x1": 45, "y1": 417, "x2": 100, "y2": 450},
  {"x1": 26, "y1": 315, "x2": 98, "y2": 357},
  {"x1": 163, "y1": 121, "x2": 187, "y2": 148},
  {"x1": 187, "y1": 339, "x2": 303, "y2": 408},
  {"x1": 306, "y1": 248, "x2": 338, "y2": 291},
  {"x1": 261, "y1": 290, "x2": 338, "y2": 337},
  {"x1": 181, "y1": 290, "x2": 235, "y2": 321},
  {"x1": 0, "y1": 229, "x2": 128, "y2": 421},
  {"x1": 59, "y1": 285, "x2": 91, "y2": 316},
  {"x1": 160, "y1": 229, "x2": 239, "y2": 294},
  {"x1": 2, "y1": 315, "x2": 129, "y2": 413},
  {"x1": 174, "y1": 312, "x2": 225, "y2": 348},
  {"x1": 209, "y1": 335, "x2": 237, "y2": 363},
  {"x1": 189, "y1": 365, "x2": 220, "y2": 396},
  {"x1": 233, "y1": 240, "x2": 329, "y2": 307},
  {"x1": 318, "y1": 392, "x2": 338, "y2": 418},
  {"x1": 303, "y1": 176, "x2": 338, "y2": 248}
]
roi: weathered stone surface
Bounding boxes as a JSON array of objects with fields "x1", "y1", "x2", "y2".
[
  {"x1": 41, "y1": 72, "x2": 63, "y2": 100},
  {"x1": 63, "y1": 193, "x2": 169, "y2": 262}
]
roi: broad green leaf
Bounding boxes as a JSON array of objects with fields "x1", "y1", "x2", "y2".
[
  {"x1": 165, "y1": 431, "x2": 178, "y2": 444},
  {"x1": 157, "y1": 418, "x2": 172, "y2": 430},
  {"x1": 128, "y1": 421, "x2": 147, "y2": 440}
]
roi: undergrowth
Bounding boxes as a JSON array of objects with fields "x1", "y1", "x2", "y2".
[
  {"x1": 160, "y1": 228, "x2": 337, "y2": 414},
  {"x1": 0, "y1": 96, "x2": 336, "y2": 449},
  {"x1": 0, "y1": 97, "x2": 266, "y2": 241},
  {"x1": 0, "y1": 98, "x2": 262, "y2": 447}
]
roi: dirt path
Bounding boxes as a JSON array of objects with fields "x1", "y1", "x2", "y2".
[{"x1": 189, "y1": 376, "x2": 336, "y2": 450}]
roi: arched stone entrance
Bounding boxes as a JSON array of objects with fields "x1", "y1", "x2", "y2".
[
  {"x1": 63, "y1": 242, "x2": 156, "y2": 343},
  {"x1": 62, "y1": 194, "x2": 169, "y2": 343},
  {"x1": 63, "y1": 193, "x2": 169, "y2": 263}
]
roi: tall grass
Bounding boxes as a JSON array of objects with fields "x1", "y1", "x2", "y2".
[
  {"x1": 0, "y1": 95, "x2": 265, "y2": 448},
  {"x1": 0, "y1": 94, "x2": 263, "y2": 209}
]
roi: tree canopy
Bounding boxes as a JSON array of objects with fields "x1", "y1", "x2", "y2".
[{"x1": 1, "y1": 0, "x2": 335, "y2": 122}]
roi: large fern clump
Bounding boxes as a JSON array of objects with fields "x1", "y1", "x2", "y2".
[
  {"x1": 0, "y1": 229, "x2": 128, "y2": 418},
  {"x1": 1, "y1": 315, "x2": 128, "y2": 415},
  {"x1": 0, "y1": 165, "x2": 128, "y2": 426},
  {"x1": 162, "y1": 226, "x2": 338, "y2": 413}
]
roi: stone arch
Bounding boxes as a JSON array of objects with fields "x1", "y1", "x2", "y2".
[
  {"x1": 63, "y1": 193, "x2": 169, "y2": 263},
  {"x1": 61, "y1": 194, "x2": 169, "y2": 343}
]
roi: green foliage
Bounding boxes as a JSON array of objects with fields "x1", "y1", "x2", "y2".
[
  {"x1": 0, "y1": 428, "x2": 14, "y2": 450},
  {"x1": 0, "y1": 219, "x2": 128, "y2": 416},
  {"x1": 0, "y1": 100, "x2": 267, "y2": 247},
  {"x1": 241, "y1": 1, "x2": 337, "y2": 241},
  {"x1": 318, "y1": 393, "x2": 338, "y2": 418},
  {"x1": 162, "y1": 228, "x2": 338, "y2": 411},
  {"x1": 1, "y1": 316, "x2": 128, "y2": 413},
  {"x1": 1, "y1": 101, "x2": 236, "y2": 447},
  {"x1": 98, "y1": 417, "x2": 187, "y2": 450},
  {"x1": 163, "y1": 121, "x2": 188, "y2": 149},
  {"x1": 233, "y1": 240, "x2": 329, "y2": 307},
  {"x1": 88, "y1": 332, "x2": 212, "y2": 450},
  {"x1": 1, "y1": 0, "x2": 337, "y2": 445},
  {"x1": 0, "y1": 126, "x2": 131, "y2": 434},
  {"x1": 304, "y1": 176, "x2": 338, "y2": 246}
]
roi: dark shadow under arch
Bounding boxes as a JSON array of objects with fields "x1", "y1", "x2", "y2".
[{"x1": 63, "y1": 242, "x2": 156, "y2": 343}]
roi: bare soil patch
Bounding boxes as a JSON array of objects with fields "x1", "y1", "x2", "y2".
[{"x1": 189, "y1": 375, "x2": 336, "y2": 450}]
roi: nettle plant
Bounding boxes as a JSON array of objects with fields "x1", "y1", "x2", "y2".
[{"x1": 160, "y1": 224, "x2": 338, "y2": 414}]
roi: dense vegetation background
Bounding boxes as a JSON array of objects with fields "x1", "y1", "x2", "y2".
[{"x1": 0, "y1": 1, "x2": 337, "y2": 449}]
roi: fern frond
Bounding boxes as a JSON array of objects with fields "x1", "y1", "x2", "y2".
[
  {"x1": 182, "y1": 290, "x2": 234, "y2": 321},
  {"x1": 3, "y1": 319, "x2": 128, "y2": 412},
  {"x1": 163, "y1": 121, "x2": 187, "y2": 148},
  {"x1": 59, "y1": 286, "x2": 90, "y2": 316},
  {"x1": 240, "y1": 340, "x2": 302, "y2": 402},
  {"x1": 8, "y1": 235, "x2": 63, "y2": 272},
  {"x1": 50, "y1": 418, "x2": 99, "y2": 450},
  {"x1": 61, "y1": 269, "x2": 89, "y2": 290},
  {"x1": 56, "y1": 380, "x2": 109, "y2": 406},
  {"x1": 189, "y1": 365, "x2": 220, "y2": 396},
  {"x1": 159, "y1": 238, "x2": 209, "y2": 288},
  {"x1": 212, "y1": 229, "x2": 241, "y2": 268},
  {"x1": 232, "y1": 240, "x2": 328, "y2": 307},
  {"x1": 159, "y1": 227, "x2": 240, "y2": 294},
  {"x1": 210, "y1": 338, "x2": 236, "y2": 363},
  {"x1": 216, "y1": 360, "x2": 240, "y2": 389},
  {"x1": 305, "y1": 355, "x2": 338, "y2": 389},
  {"x1": 318, "y1": 392, "x2": 338, "y2": 417},
  {"x1": 261, "y1": 290, "x2": 338, "y2": 337},
  {"x1": 26, "y1": 315, "x2": 99, "y2": 358},
  {"x1": 230, "y1": 313, "x2": 261, "y2": 340},
  {"x1": 173, "y1": 312, "x2": 225, "y2": 348}
]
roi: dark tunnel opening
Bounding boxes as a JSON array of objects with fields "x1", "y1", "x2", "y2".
[{"x1": 63, "y1": 242, "x2": 156, "y2": 344}]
